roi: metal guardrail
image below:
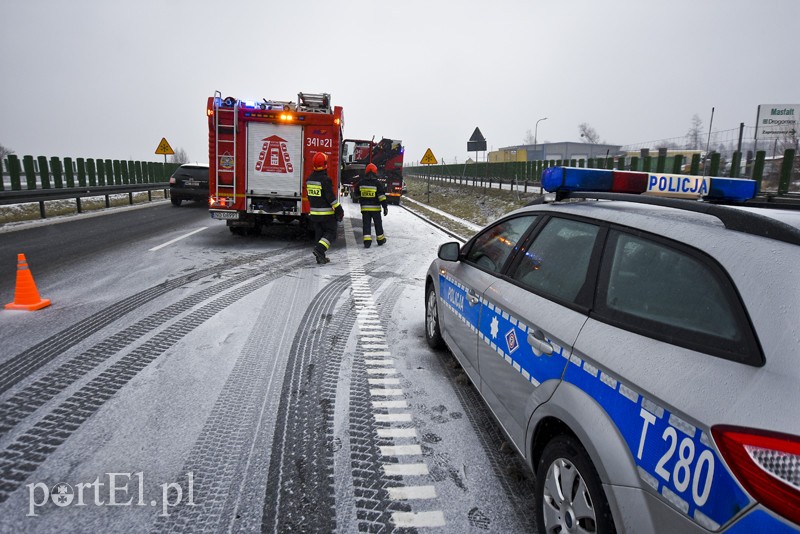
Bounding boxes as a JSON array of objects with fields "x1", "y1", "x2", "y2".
[{"x1": 0, "y1": 183, "x2": 170, "y2": 219}]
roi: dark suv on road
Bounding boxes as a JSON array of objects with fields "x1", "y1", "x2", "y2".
[{"x1": 169, "y1": 163, "x2": 209, "y2": 206}]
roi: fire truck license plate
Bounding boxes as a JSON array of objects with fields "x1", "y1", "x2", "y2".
[{"x1": 211, "y1": 211, "x2": 239, "y2": 220}]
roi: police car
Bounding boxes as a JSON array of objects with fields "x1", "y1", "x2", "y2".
[{"x1": 424, "y1": 167, "x2": 800, "y2": 533}]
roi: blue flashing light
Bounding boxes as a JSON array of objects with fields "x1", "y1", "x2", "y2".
[
  {"x1": 542, "y1": 166, "x2": 758, "y2": 203},
  {"x1": 706, "y1": 177, "x2": 759, "y2": 202},
  {"x1": 542, "y1": 167, "x2": 613, "y2": 192}
]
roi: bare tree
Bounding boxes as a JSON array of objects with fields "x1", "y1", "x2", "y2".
[
  {"x1": 0, "y1": 143, "x2": 13, "y2": 161},
  {"x1": 578, "y1": 123, "x2": 601, "y2": 144},
  {"x1": 523, "y1": 129, "x2": 535, "y2": 145},
  {"x1": 170, "y1": 148, "x2": 189, "y2": 164},
  {"x1": 685, "y1": 114, "x2": 704, "y2": 150}
]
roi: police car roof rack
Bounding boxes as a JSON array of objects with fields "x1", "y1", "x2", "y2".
[{"x1": 559, "y1": 190, "x2": 800, "y2": 246}]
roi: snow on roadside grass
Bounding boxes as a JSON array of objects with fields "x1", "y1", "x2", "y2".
[
  {"x1": 0, "y1": 191, "x2": 167, "y2": 225},
  {"x1": 404, "y1": 176, "x2": 540, "y2": 229}
]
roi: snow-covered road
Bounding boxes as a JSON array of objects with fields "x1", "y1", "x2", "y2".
[{"x1": 0, "y1": 200, "x2": 539, "y2": 533}]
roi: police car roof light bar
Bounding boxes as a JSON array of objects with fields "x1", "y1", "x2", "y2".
[
  {"x1": 542, "y1": 166, "x2": 759, "y2": 203},
  {"x1": 541, "y1": 167, "x2": 800, "y2": 245}
]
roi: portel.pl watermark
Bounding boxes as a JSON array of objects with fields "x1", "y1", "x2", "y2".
[{"x1": 26, "y1": 472, "x2": 194, "y2": 518}]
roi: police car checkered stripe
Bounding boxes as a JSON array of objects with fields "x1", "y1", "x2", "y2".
[{"x1": 438, "y1": 273, "x2": 751, "y2": 530}]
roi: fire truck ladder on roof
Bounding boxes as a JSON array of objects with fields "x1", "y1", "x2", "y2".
[
  {"x1": 214, "y1": 90, "x2": 237, "y2": 201},
  {"x1": 297, "y1": 92, "x2": 332, "y2": 113}
]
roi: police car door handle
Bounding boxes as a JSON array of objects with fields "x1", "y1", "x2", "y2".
[
  {"x1": 528, "y1": 330, "x2": 554, "y2": 356},
  {"x1": 466, "y1": 290, "x2": 479, "y2": 306}
]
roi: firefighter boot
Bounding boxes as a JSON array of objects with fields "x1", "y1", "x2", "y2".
[
  {"x1": 377, "y1": 235, "x2": 387, "y2": 246},
  {"x1": 364, "y1": 237, "x2": 372, "y2": 249},
  {"x1": 312, "y1": 246, "x2": 329, "y2": 264}
]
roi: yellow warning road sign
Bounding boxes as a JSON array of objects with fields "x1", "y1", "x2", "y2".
[
  {"x1": 155, "y1": 137, "x2": 175, "y2": 155},
  {"x1": 420, "y1": 148, "x2": 438, "y2": 165}
]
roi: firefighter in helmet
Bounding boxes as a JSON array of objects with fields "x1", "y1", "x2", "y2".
[
  {"x1": 355, "y1": 163, "x2": 388, "y2": 248},
  {"x1": 307, "y1": 152, "x2": 344, "y2": 264}
]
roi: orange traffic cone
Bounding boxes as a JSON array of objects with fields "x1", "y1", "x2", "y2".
[{"x1": 5, "y1": 254, "x2": 51, "y2": 311}]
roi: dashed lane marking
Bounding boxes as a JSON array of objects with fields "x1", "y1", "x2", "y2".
[
  {"x1": 380, "y1": 445, "x2": 423, "y2": 456},
  {"x1": 372, "y1": 400, "x2": 408, "y2": 409},
  {"x1": 387, "y1": 485, "x2": 438, "y2": 500},
  {"x1": 383, "y1": 463, "x2": 430, "y2": 476},
  {"x1": 375, "y1": 413, "x2": 413, "y2": 423},
  {"x1": 344, "y1": 214, "x2": 444, "y2": 529},
  {"x1": 377, "y1": 428, "x2": 418, "y2": 438},
  {"x1": 392, "y1": 511, "x2": 447, "y2": 528},
  {"x1": 369, "y1": 388, "x2": 404, "y2": 396}
]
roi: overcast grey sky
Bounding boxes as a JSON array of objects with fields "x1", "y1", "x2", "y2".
[{"x1": 1, "y1": 0, "x2": 797, "y2": 166}]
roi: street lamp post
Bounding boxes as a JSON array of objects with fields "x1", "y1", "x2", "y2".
[
  {"x1": 534, "y1": 117, "x2": 548, "y2": 160},
  {"x1": 534, "y1": 117, "x2": 548, "y2": 147}
]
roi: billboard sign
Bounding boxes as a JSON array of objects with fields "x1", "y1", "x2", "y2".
[{"x1": 755, "y1": 104, "x2": 799, "y2": 140}]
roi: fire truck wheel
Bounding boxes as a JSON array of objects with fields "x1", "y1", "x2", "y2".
[
  {"x1": 171, "y1": 197, "x2": 182, "y2": 207},
  {"x1": 229, "y1": 226, "x2": 245, "y2": 236}
]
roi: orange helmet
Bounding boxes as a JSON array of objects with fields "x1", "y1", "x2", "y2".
[
  {"x1": 312, "y1": 152, "x2": 328, "y2": 170},
  {"x1": 365, "y1": 163, "x2": 378, "y2": 175}
]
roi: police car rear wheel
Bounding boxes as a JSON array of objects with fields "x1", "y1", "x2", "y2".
[
  {"x1": 425, "y1": 286, "x2": 445, "y2": 350},
  {"x1": 536, "y1": 436, "x2": 615, "y2": 534}
]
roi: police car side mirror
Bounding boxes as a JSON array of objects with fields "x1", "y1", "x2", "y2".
[{"x1": 438, "y1": 242, "x2": 461, "y2": 262}]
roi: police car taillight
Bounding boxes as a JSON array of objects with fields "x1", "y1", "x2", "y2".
[
  {"x1": 542, "y1": 166, "x2": 758, "y2": 202},
  {"x1": 712, "y1": 425, "x2": 800, "y2": 525}
]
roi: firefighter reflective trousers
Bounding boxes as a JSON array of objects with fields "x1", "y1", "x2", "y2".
[
  {"x1": 362, "y1": 212, "x2": 385, "y2": 248},
  {"x1": 312, "y1": 216, "x2": 338, "y2": 256}
]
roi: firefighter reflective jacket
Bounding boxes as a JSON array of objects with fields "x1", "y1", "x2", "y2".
[
  {"x1": 307, "y1": 169, "x2": 343, "y2": 220},
  {"x1": 356, "y1": 173, "x2": 387, "y2": 212}
]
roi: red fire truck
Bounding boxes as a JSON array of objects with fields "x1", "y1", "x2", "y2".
[
  {"x1": 207, "y1": 91, "x2": 343, "y2": 235},
  {"x1": 341, "y1": 137, "x2": 405, "y2": 204}
]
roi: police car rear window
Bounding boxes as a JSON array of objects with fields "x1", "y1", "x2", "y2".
[{"x1": 594, "y1": 230, "x2": 762, "y2": 365}]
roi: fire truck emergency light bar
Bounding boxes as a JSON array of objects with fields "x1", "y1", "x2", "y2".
[{"x1": 542, "y1": 166, "x2": 758, "y2": 202}]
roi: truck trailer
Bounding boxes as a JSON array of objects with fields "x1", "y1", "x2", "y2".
[{"x1": 341, "y1": 137, "x2": 404, "y2": 205}]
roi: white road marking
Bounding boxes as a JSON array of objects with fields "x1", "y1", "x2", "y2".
[
  {"x1": 369, "y1": 388, "x2": 404, "y2": 396},
  {"x1": 149, "y1": 227, "x2": 208, "y2": 251},
  {"x1": 391, "y1": 511, "x2": 446, "y2": 528},
  {"x1": 364, "y1": 350, "x2": 391, "y2": 357},
  {"x1": 366, "y1": 368, "x2": 397, "y2": 375},
  {"x1": 383, "y1": 463, "x2": 429, "y2": 476},
  {"x1": 368, "y1": 378, "x2": 400, "y2": 385},
  {"x1": 372, "y1": 400, "x2": 408, "y2": 409},
  {"x1": 387, "y1": 485, "x2": 437, "y2": 500},
  {"x1": 375, "y1": 413, "x2": 412, "y2": 423},
  {"x1": 377, "y1": 428, "x2": 417, "y2": 438},
  {"x1": 380, "y1": 444, "x2": 423, "y2": 456},
  {"x1": 342, "y1": 213, "x2": 445, "y2": 527}
]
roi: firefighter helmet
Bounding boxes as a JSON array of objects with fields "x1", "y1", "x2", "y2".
[
  {"x1": 312, "y1": 152, "x2": 328, "y2": 170},
  {"x1": 365, "y1": 163, "x2": 378, "y2": 175}
]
